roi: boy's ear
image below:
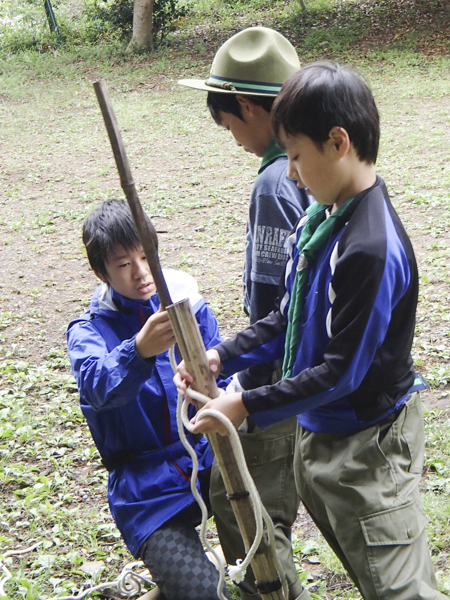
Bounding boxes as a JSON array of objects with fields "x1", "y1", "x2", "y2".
[
  {"x1": 94, "y1": 270, "x2": 108, "y2": 283},
  {"x1": 236, "y1": 94, "x2": 255, "y2": 117},
  {"x1": 329, "y1": 126, "x2": 350, "y2": 157}
]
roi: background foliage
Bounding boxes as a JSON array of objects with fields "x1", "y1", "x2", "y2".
[
  {"x1": 0, "y1": 0, "x2": 189, "y2": 51},
  {"x1": 1, "y1": 0, "x2": 448, "y2": 56}
]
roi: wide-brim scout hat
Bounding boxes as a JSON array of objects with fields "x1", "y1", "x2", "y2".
[{"x1": 178, "y1": 26, "x2": 300, "y2": 97}]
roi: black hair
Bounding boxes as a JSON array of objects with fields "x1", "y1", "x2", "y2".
[
  {"x1": 272, "y1": 62, "x2": 380, "y2": 164},
  {"x1": 206, "y1": 91, "x2": 275, "y2": 125},
  {"x1": 82, "y1": 199, "x2": 154, "y2": 280}
]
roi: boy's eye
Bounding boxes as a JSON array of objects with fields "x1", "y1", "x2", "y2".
[{"x1": 119, "y1": 262, "x2": 129, "y2": 268}]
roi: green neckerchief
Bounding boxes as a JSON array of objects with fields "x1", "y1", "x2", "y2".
[
  {"x1": 258, "y1": 137, "x2": 286, "y2": 174},
  {"x1": 282, "y1": 197, "x2": 355, "y2": 379}
]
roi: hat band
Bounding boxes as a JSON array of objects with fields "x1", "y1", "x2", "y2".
[{"x1": 205, "y1": 74, "x2": 282, "y2": 95}]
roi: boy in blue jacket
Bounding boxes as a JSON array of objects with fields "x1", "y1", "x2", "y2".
[
  {"x1": 176, "y1": 63, "x2": 446, "y2": 599},
  {"x1": 67, "y1": 199, "x2": 229, "y2": 600}
]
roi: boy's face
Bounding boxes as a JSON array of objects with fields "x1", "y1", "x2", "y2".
[
  {"x1": 99, "y1": 245, "x2": 156, "y2": 301},
  {"x1": 279, "y1": 127, "x2": 347, "y2": 207},
  {"x1": 218, "y1": 96, "x2": 272, "y2": 158}
]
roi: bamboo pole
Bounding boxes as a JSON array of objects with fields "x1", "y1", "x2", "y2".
[
  {"x1": 93, "y1": 79, "x2": 286, "y2": 600},
  {"x1": 167, "y1": 299, "x2": 284, "y2": 599}
]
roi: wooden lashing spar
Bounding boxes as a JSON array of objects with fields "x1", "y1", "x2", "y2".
[{"x1": 93, "y1": 79, "x2": 286, "y2": 600}]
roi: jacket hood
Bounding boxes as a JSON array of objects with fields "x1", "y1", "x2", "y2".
[{"x1": 90, "y1": 269, "x2": 204, "y2": 319}]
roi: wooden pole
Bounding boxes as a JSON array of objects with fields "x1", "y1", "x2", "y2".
[
  {"x1": 93, "y1": 79, "x2": 286, "y2": 600},
  {"x1": 93, "y1": 79, "x2": 172, "y2": 309},
  {"x1": 167, "y1": 299, "x2": 285, "y2": 599}
]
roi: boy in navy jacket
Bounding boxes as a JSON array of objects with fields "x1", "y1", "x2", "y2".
[
  {"x1": 179, "y1": 28, "x2": 312, "y2": 600},
  {"x1": 67, "y1": 199, "x2": 229, "y2": 600},
  {"x1": 176, "y1": 63, "x2": 446, "y2": 600}
]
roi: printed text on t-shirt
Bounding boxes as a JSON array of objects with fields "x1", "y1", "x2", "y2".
[{"x1": 255, "y1": 226, "x2": 290, "y2": 265}]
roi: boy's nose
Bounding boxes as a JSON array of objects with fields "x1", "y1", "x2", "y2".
[
  {"x1": 287, "y1": 163, "x2": 302, "y2": 185},
  {"x1": 133, "y1": 262, "x2": 149, "y2": 278},
  {"x1": 287, "y1": 162, "x2": 299, "y2": 181}
]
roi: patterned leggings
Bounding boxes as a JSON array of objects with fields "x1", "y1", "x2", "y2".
[{"x1": 140, "y1": 504, "x2": 230, "y2": 600}]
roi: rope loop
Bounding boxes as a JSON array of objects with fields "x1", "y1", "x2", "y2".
[{"x1": 169, "y1": 347, "x2": 288, "y2": 599}]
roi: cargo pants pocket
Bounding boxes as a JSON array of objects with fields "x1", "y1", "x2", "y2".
[
  {"x1": 376, "y1": 393, "x2": 425, "y2": 500},
  {"x1": 361, "y1": 499, "x2": 429, "y2": 546},
  {"x1": 401, "y1": 392, "x2": 425, "y2": 474},
  {"x1": 360, "y1": 500, "x2": 433, "y2": 600}
]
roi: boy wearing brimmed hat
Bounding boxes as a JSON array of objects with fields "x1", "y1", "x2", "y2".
[{"x1": 180, "y1": 27, "x2": 312, "y2": 600}]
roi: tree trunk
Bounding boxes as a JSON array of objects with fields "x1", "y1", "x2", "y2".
[{"x1": 126, "y1": 0, "x2": 154, "y2": 52}]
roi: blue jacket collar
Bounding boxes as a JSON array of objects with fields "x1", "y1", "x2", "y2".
[{"x1": 90, "y1": 283, "x2": 158, "y2": 320}]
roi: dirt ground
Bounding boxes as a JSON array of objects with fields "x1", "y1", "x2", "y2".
[
  {"x1": 0, "y1": 91, "x2": 447, "y2": 410},
  {"x1": 0, "y1": 22, "x2": 450, "y2": 594}
]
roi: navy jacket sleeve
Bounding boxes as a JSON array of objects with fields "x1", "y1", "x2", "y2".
[{"x1": 216, "y1": 309, "x2": 287, "y2": 376}]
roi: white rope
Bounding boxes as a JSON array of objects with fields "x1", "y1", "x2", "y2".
[
  {"x1": 0, "y1": 560, "x2": 12, "y2": 598},
  {"x1": 0, "y1": 542, "x2": 154, "y2": 600},
  {"x1": 0, "y1": 542, "x2": 42, "y2": 597},
  {"x1": 42, "y1": 562, "x2": 155, "y2": 600},
  {"x1": 169, "y1": 347, "x2": 288, "y2": 600},
  {"x1": 170, "y1": 347, "x2": 228, "y2": 600}
]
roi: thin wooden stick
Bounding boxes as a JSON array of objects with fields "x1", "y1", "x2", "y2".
[
  {"x1": 93, "y1": 79, "x2": 172, "y2": 309},
  {"x1": 93, "y1": 79, "x2": 286, "y2": 599}
]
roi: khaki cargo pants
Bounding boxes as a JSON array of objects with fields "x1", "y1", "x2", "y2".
[{"x1": 295, "y1": 392, "x2": 447, "y2": 600}]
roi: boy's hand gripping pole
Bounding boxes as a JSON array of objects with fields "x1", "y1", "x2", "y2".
[{"x1": 93, "y1": 79, "x2": 287, "y2": 600}]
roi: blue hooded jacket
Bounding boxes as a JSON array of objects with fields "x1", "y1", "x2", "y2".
[{"x1": 67, "y1": 270, "x2": 222, "y2": 557}]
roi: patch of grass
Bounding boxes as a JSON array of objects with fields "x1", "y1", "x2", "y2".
[
  {"x1": 0, "y1": 356, "x2": 128, "y2": 599},
  {"x1": 292, "y1": 535, "x2": 362, "y2": 598},
  {"x1": 286, "y1": 0, "x2": 449, "y2": 57},
  {"x1": 423, "y1": 409, "x2": 450, "y2": 563},
  {"x1": 300, "y1": 23, "x2": 365, "y2": 53}
]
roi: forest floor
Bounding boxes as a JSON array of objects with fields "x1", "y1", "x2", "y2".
[{"x1": 0, "y1": 0, "x2": 450, "y2": 598}]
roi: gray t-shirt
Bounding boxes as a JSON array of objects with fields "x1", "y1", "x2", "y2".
[
  {"x1": 239, "y1": 146, "x2": 311, "y2": 391},
  {"x1": 243, "y1": 153, "x2": 311, "y2": 323}
]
